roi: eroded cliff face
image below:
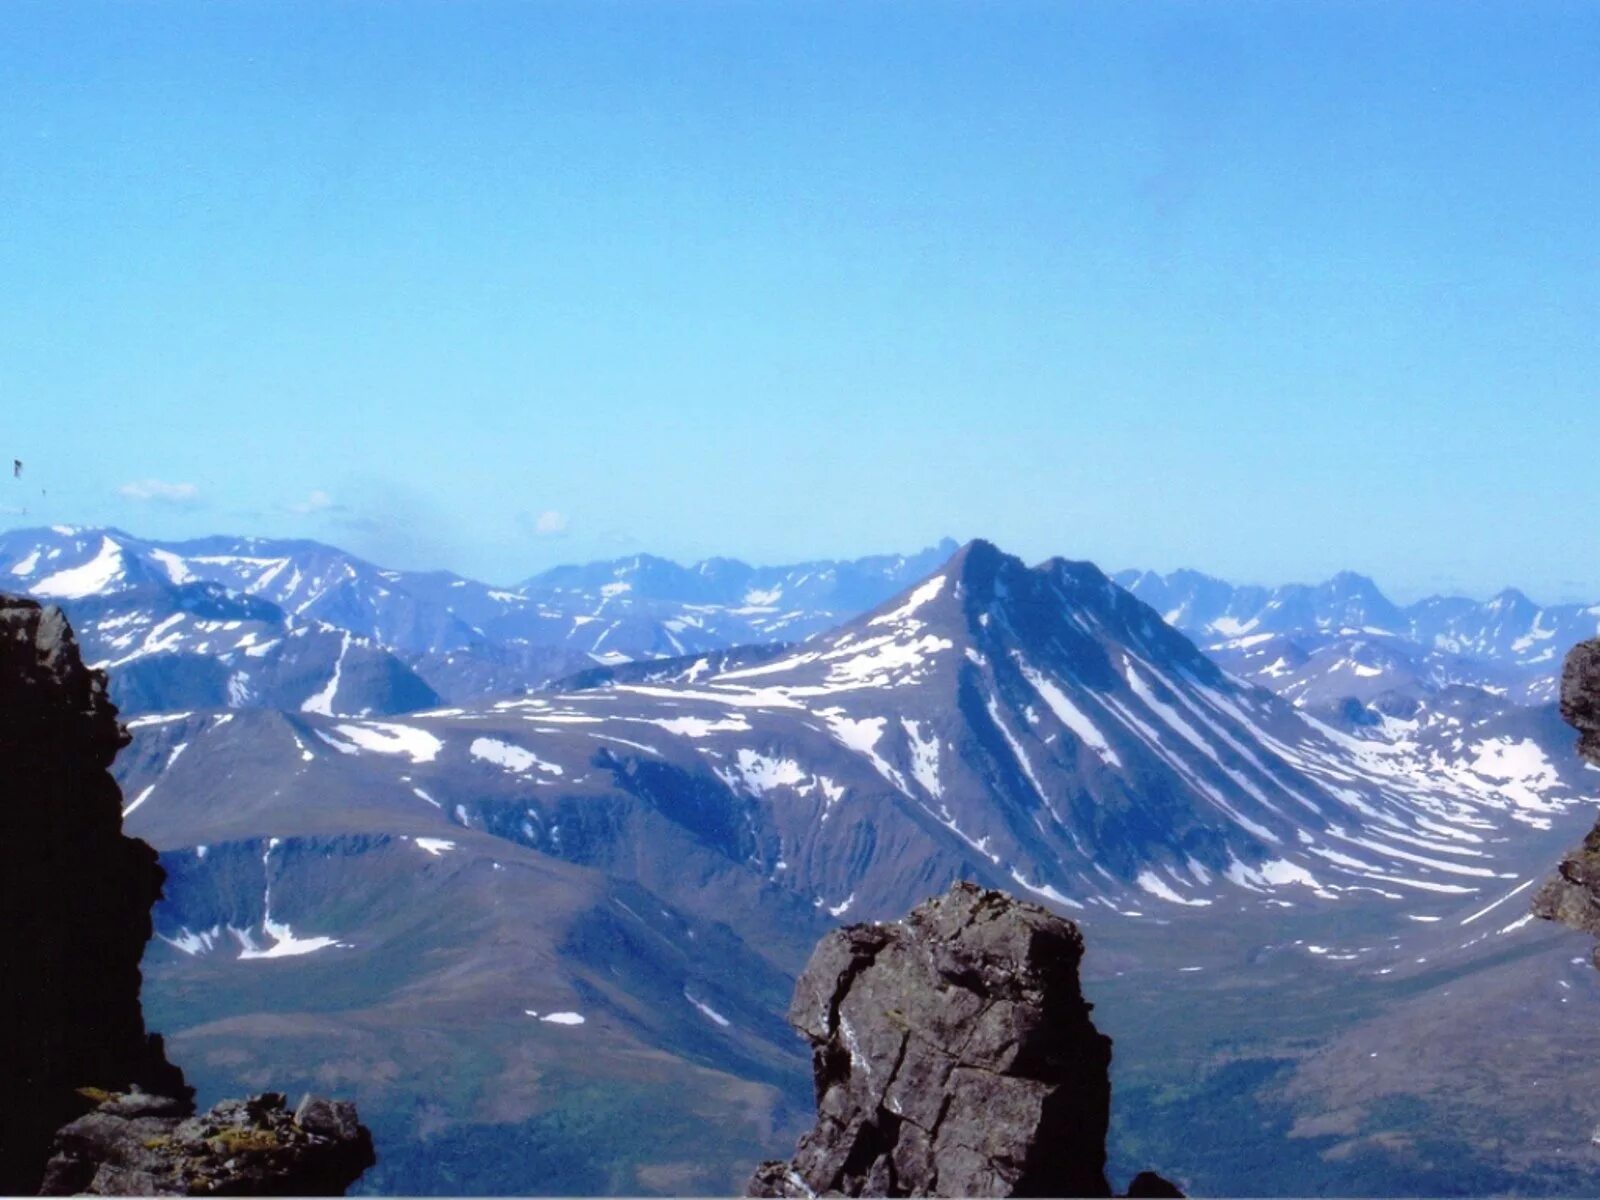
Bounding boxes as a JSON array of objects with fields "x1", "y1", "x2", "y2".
[
  {"x1": 0, "y1": 596, "x2": 373, "y2": 1196},
  {"x1": 749, "y1": 881, "x2": 1177, "y2": 1198},
  {"x1": 1532, "y1": 640, "x2": 1600, "y2": 952},
  {"x1": 0, "y1": 596, "x2": 190, "y2": 1192}
]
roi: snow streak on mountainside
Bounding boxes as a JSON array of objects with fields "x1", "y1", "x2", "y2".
[{"x1": 1116, "y1": 567, "x2": 1600, "y2": 706}]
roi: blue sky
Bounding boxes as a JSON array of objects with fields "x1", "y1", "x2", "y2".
[{"x1": 1, "y1": 1, "x2": 1595, "y2": 600}]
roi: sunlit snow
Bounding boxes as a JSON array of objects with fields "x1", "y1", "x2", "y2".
[
  {"x1": 470, "y1": 737, "x2": 564, "y2": 775},
  {"x1": 31, "y1": 536, "x2": 124, "y2": 598},
  {"x1": 331, "y1": 721, "x2": 443, "y2": 764}
]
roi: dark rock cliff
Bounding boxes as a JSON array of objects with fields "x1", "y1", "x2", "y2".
[
  {"x1": 0, "y1": 595, "x2": 373, "y2": 1195},
  {"x1": 1533, "y1": 640, "x2": 1600, "y2": 952},
  {"x1": 0, "y1": 595, "x2": 190, "y2": 1191},
  {"x1": 748, "y1": 881, "x2": 1177, "y2": 1198}
]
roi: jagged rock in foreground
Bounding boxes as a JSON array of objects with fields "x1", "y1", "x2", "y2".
[
  {"x1": 41, "y1": 1090, "x2": 375, "y2": 1197},
  {"x1": 0, "y1": 595, "x2": 373, "y2": 1195},
  {"x1": 749, "y1": 881, "x2": 1176, "y2": 1198},
  {"x1": 1562, "y1": 639, "x2": 1600, "y2": 764},
  {"x1": 0, "y1": 595, "x2": 190, "y2": 1192},
  {"x1": 1533, "y1": 641, "x2": 1600, "y2": 951}
]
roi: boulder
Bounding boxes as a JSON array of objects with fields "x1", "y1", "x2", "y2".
[{"x1": 749, "y1": 881, "x2": 1175, "y2": 1197}]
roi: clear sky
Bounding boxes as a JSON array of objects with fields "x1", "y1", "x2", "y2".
[{"x1": 1, "y1": 1, "x2": 1595, "y2": 600}]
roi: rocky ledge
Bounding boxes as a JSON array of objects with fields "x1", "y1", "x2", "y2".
[
  {"x1": 41, "y1": 1090, "x2": 375, "y2": 1197},
  {"x1": 749, "y1": 881, "x2": 1177, "y2": 1198},
  {"x1": 1532, "y1": 641, "x2": 1600, "y2": 952}
]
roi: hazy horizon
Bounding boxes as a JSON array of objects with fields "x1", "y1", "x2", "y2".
[{"x1": 2, "y1": 520, "x2": 1592, "y2": 609}]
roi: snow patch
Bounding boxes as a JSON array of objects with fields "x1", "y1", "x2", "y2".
[
  {"x1": 685, "y1": 990, "x2": 732, "y2": 1027},
  {"x1": 729, "y1": 749, "x2": 808, "y2": 794},
  {"x1": 869, "y1": 574, "x2": 946, "y2": 626},
  {"x1": 647, "y1": 713, "x2": 752, "y2": 738},
  {"x1": 31, "y1": 536, "x2": 125, "y2": 598},
  {"x1": 536, "y1": 1011, "x2": 585, "y2": 1026},
  {"x1": 1018, "y1": 662, "x2": 1121, "y2": 767},
  {"x1": 470, "y1": 737, "x2": 564, "y2": 775},
  {"x1": 332, "y1": 722, "x2": 443, "y2": 764},
  {"x1": 1136, "y1": 869, "x2": 1211, "y2": 907},
  {"x1": 300, "y1": 633, "x2": 350, "y2": 715}
]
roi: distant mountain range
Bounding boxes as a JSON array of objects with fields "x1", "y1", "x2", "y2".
[
  {"x1": 3, "y1": 525, "x2": 1593, "y2": 721},
  {"x1": 0, "y1": 526, "x2": 958, "y2": 712},
  {"x1": 1116, "y1": 567, "x2": 1600, "y2": 705}
]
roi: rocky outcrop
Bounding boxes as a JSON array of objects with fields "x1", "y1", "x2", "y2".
[
  {"x1": 1533, "y1": 641, "x2": 1600, "y2": 952},
  {"x1": 40, "y1": 1090, "x2": 374, "y2": 1196},
  {"x1": 749, "y1": 881, "x2": 1175, "y2": 1198},
  {"x1": 0, "y1": 595, "x2": 373, "y2": 1195},
  {"x1": 1560, "y1": 639, "x2": 1600, "y2": 764},
  {"x1": 0, "y1": 596, "x2": 190, "y2": 1192}
]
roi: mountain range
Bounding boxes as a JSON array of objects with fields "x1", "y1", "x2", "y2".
[
  {"x1": 6, "y1": 525, "x2": 1600, "y2": 1194},
  {"x1": 1116, "y1": 567, "x2": 1599, "y2": 706},
  {"x1": 5, "y1": 525, "x2": 1594, "y2": 721},
  {"x1": 0, "y1": 527, "x2": 959, "y2": 712}
]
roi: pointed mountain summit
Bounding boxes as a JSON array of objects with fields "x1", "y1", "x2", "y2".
[{"x1": 1312, "y1": 570, "x2": 1406, "y2": 633}]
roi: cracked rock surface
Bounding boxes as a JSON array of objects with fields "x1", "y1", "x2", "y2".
[
  {"x1": 1533, "y1": 641, "x2": 1600, "y2": 950},
  {"x1": 748, "y1": 881, "x2": 1121, "y2": 1197}
]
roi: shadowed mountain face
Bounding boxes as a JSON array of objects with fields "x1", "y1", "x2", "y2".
[
  {"x1": 66, "y1": 583, "x2": 442, "y2": 720},
  {"x1": 0, "y1": 595, "x2": 189, "y2": 1193}
]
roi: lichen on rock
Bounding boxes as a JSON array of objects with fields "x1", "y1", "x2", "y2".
[{"x1": 40, "y1": 1090, "x2": 375, "y2": 1197}]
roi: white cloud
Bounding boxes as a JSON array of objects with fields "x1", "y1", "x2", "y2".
[
  {"x1": 533, "y1": 510, "x2": 568, "y2": 536},
  {"x1": 119, "y1": 479, "x2": 199, "y2": 505},
  {"x1": 290, "y1": 489, "x2": 336, "y2": 515}
]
